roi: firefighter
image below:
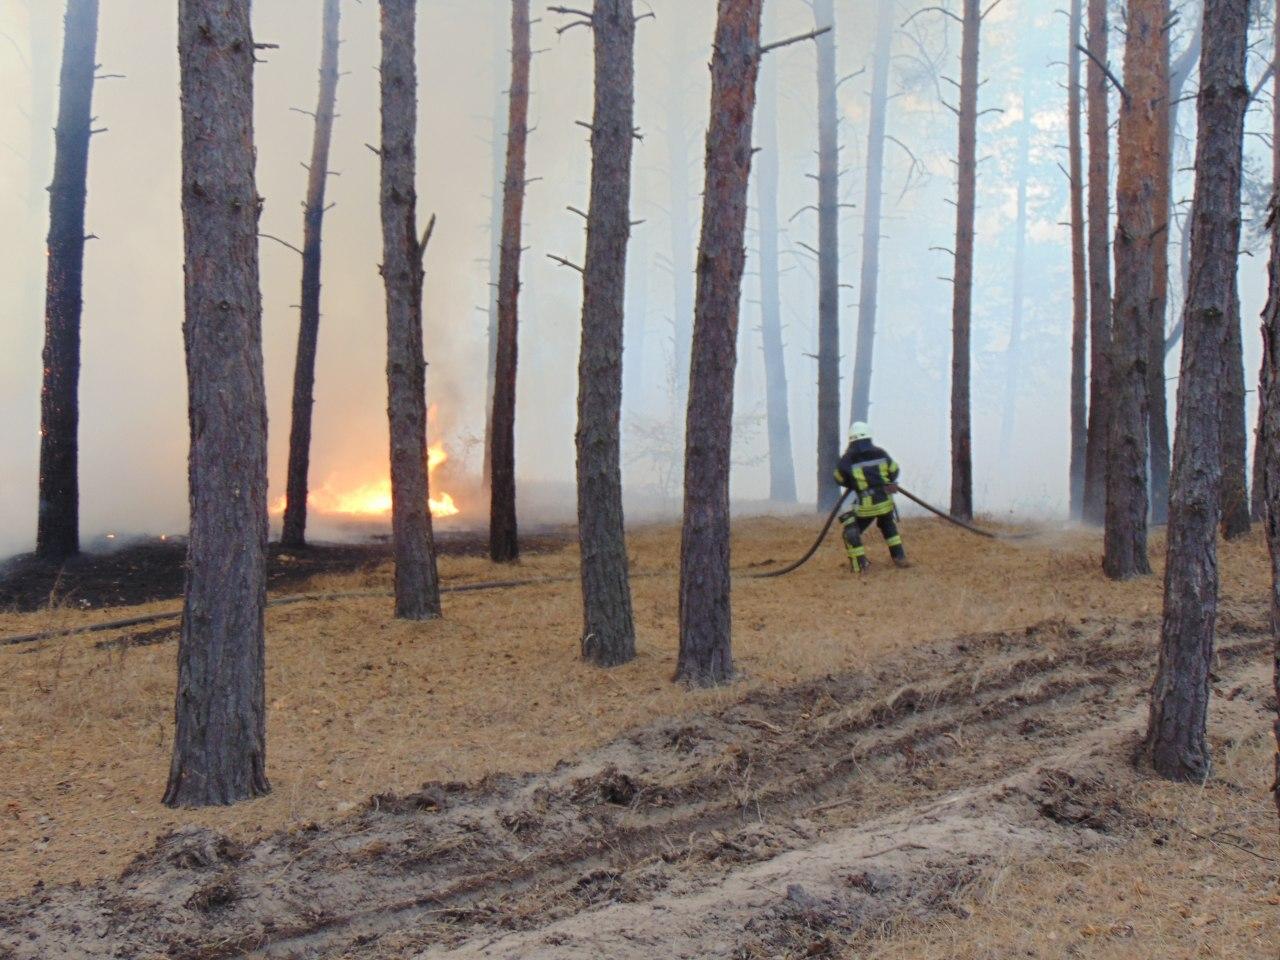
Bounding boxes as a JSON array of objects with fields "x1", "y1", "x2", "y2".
[{"x1": 833, "y1": 422, "x2": 910, "y2": 572}]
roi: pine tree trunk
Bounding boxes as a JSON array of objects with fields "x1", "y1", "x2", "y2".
[
  {"x1": 1220, "y1": 282, "x2": 1251, "y2": 538},
  {"x1": 379, "y1": 0, "x2": 442, "y2": 620},
  {"x1": 850, "y1": 0, "x2": 892, "y2": 427},
  {"x1": 1254, "y1": 8, "x2": 1279, "y2": 527},
  {"x1": 1260, "y1": 0, "x2": 1280, "y2": 826},
  {"x1": 1000, "y1": 63, "x2": 1030, "y2": 460},
  {"x1": 165, "y1": 0, "x2": 270, "y2": 808},
  {"x1": 755, "y1": 13, "x2": 797, "y2": 504},
  {"x1": 1264, "y1": 205, "x2": 1280, "y2": 831},
  {"x1": 676, "y1": 0, "x2": 762, "y2": 688},
  {"x1": 1082, "y1": 0, "x2": 1112, "y2": 525},
  {"x1": 1147, "y1": 34, "x2": 1172, "y2": 529},
  {"x1": 814, "y1": 0, "x2": 840, "y2": 512},
  {"x1": 577, "y1": 0, "x2": 637, "y2": 668},
  {"x1": 281, "y1": 0, "x2": 342, "y2": 550},
  {"x1": 949, "y1": 0, "x2": 980, "y2": 522},
  {"x1": 1145, "y1": 0, "x2": 1248, "y2": 781},
  {"x1": 36, "y1": 0, "x2": 98, "y2": 562},
  {"x1": 1103, "y1": 0, "x2": 1166, "y2": 581},
  {"x1": 490, "y1": 0, "x2": 531, "y2": 564},
  {"x1": 1068, "y1": 0, "x2": 1088, "y2": 520}
]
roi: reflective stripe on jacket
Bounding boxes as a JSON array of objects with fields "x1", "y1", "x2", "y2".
[{"x1": 833, "y1": 439, "x2": 900, "y2": 518}]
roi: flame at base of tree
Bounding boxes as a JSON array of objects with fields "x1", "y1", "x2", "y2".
[{"x1": 270, "y1": 443, "x2": 459, "y2": 520}]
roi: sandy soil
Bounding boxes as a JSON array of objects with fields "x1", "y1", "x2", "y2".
[{"x1": 0, "y1": 516, "x2": 1275, "y2": 959}]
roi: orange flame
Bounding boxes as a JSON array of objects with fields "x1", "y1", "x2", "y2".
[{"x1": 271, "y1": 443, "x2": 459, "y2": 520}]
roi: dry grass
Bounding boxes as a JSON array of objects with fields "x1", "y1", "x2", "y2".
[
  {"x1": 860, "y1": 730, "x2": 1280, "y2": 960},
  {"x1": 0, "y1": 515, "x2": 1272, "y2": 902}
]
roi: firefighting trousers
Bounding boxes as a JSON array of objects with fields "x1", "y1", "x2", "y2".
[{"x1": 840, "y1": 511, "x2": 905, "y2": 567}]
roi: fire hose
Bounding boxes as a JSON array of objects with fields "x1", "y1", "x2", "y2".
[
  {"x1": 748, "y1": 484, "x2": 1034, "y2": 580},
  {"x1": 3, "y1": 490, "x2": 1032, "y2": 646}
]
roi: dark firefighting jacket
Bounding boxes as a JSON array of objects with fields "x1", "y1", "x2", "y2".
[{"x1": 833, "y1": 439, "x2": 901, "y2": 518}]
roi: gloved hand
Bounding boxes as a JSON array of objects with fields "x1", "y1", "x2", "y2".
[{"x1": 885, "y1": 483, "x2": 900, "y2": 494}]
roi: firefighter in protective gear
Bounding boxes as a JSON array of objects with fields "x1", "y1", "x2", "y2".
[{"x1": 833, "y1": 422, "x2": 910, "y2": 572}]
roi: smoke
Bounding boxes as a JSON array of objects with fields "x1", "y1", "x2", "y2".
[{"x1": 0, "y1": 0, "x2": 1270, "y2": 559}]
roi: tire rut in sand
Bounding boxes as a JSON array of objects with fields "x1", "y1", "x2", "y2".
[{"x1": 0, "y1": 606, "x2": 1269, "y2": 960}]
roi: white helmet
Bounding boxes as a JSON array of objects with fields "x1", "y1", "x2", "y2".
[{"x1": 848, "y1": 421, "x2": 872, "y2": 443}]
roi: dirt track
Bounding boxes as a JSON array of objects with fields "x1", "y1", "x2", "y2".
[{"x1": 1, "y1": 601, "x2": 1272, "y2": 960}]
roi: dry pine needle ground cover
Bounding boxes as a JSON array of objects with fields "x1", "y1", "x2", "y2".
[{"x1": 0, "y1": 513, "x2": 1275, "y2": 957}]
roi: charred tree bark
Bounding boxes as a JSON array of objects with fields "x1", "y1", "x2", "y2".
[
  {"x1": 1068, "y1": 0, "x2": 1089, "y2": 520},
  {"x1": 1082, "y1": 0, "x2": 1112, "y2": 525},
  {"x1": 281, "y1": 0, "x2": 342, "y2": 550},
  {"x1": 1220, "y1": 282, "x2": 1251, "y2": 538},
  {"x1": 814, "y1": 0, "x2": 840, "y2": 512},
  {"x1": 490, "y1": 0, "x2": 531, "y2": 564},
  {"x1": 36, "y1": 0, "x2": 98, "y2": 562},
  {"x1": 755, "y1": 15, "x2": 797, "y2": 504},
  {"x1": 1260, "y1": 0, "x2": 1280, "y2": 828},
  {"x1": 676, "y1": 0, "x2": 762, "y2": 687},
  {"x1": 1145, "y1": 0, "x2": 1248, "y2": 781},
  {"x1": 850, "y1": 0, "x2": 892, "y2": 427},
  {"x1": 1103, "y1": 0, "x2": 1166, "y2": 581},
  {"x1": 576, "y1": 0, "x2": 637, "y2": 668},
  {"x1": 379, "y1": 0, "x2": 442, "y2": 620},
  {"x1": 165, "y1": 0, "x2": 270, "y2": 808},
  {"x1": 949, "y1": 0, "x2": 981, "y2": 522}
]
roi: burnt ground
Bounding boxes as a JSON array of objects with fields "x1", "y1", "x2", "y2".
[
  {"x1": 1, "y1": 602, "x2": 1272, "y2": 960},
  {"x1": 0, "y1": 530, "x2": 573, "y2": 613}
]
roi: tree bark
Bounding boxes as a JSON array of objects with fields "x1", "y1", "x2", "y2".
[
  {"x1": 1103, "y1": 0, "x2": 1166, "y2": 581},
  {"x1": 814, "y1": 0, "x2": 840, "y2": 512},
  {"x1": 36, "y1": 0, "x2": 98, "y2": 562},
  {"x1": 676, "y1": 0, "x2": 762, "y2": 687},
  {"x1": 1145, "y1": 18, "x2": 1184, "y2": 528},
  {"x1": 1145, "y1": 11, "x2": 1195, "y2": 527},
  {"x1": 1068, "y1": 0, "x2": 1088, "y2": 520},
  {"x1": 576, "y1": 0, "x2": 637, "y2": 668},
  {"x1": 1145, "y1": 0, "x2": 1248, "y2": 781},
  {"x1": 1217, "y1": 0, "x2": 1249, "y2": 541},
  {"x1": 1260, "y1": 0, "x2": 1280, "y2": 828},
  {"x1": 165, "y1": 0, "x2": 270, "y2": 808},
  {"x1": 850, "y1": 0, "x2": 892, "y2": 428},
  {"x1": 755, "y1": 11, "x2": 797, "y2": 504},
  {"x1": 379, "y1": 0, "x2": 442, "y2": 620},
  {"x1": 949, "y1": 0, "x2": 980, "y2": 522},
  {"x1": 1255, "y1": 4, "x2": 1279, "y2": 527},
  {"x1": 1082, "y1": 0, "x2": 1112, "y2": 525},
  {"x1": 1220, "y1": 281, "x2": 1251, "y2": 538},
  {"x1": 1162, "y1": 16, "x2": 1201, "y2": 367},
  {"x1": 490, "y1": 0, "x2": 531, "y2": 564},
  {"x1": 281, "y1": 0, "x2": 342, "y2": 550}
]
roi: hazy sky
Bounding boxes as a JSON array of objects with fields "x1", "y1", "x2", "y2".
[{"x1": 0, "y1": 0, "x2": 1270, "y2": 556}]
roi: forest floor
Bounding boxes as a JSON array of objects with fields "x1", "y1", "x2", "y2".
[{"x1": 0, "y1": 514, "x2": 1276, "y2": 958}]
